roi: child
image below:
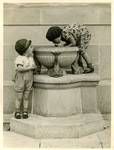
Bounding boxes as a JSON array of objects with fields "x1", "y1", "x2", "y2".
[
  {"x1": 46, "y1": 24, "x2": 94, "y2": 73},
  {"x1": 14, "y1": 39, "x2": 37, "y2": 119}
]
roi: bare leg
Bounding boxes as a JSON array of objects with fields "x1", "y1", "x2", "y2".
[
  {"x1": 80, "y1": 31, "x2": 94, "y2": 73},
  {"x1": 81, "y1": 51, "x2": 94, "y2": 73},
  {"x1": 22, "y1": 91, "x2": 31, "y2": 119},
  {"x1": 71, "y1": 52, "x2": 84, "y2": 74},
  {"x1": 15, "y1": 92, "x2": 23, "y2": 119},
  {"x1": 23, "y1": 91, "x2": 30, "y2": 112},
  {"x1": 15, "y1": 92, "x2": 23, "y2": 112},
  {"x1": 81, "y1": 51, "x2": 91, "y2": 65}
]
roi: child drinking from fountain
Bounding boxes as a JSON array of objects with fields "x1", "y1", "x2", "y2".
[
  {"x1": 14, "y1": 39, "x2": 37, "y2": 119},
  {"x1": 46, "y1": 24, "x2": 94, "y2": 74}
]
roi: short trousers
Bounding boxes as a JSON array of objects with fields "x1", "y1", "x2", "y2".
[{"x1": 14, "y1": 70, "x2": 33, "y2": 93}]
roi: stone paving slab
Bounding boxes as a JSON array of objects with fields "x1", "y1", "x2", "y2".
[
  {"x1": 3, "y1": 131, "x2": 40, "y2": 148},
  {"x1": 40, "y1": 134, "x2": 101, "y2": 148},
  {"x1": 96, "y1": 127, "x2": 111, "y2": 148},
  {"x1": 3, "y1": 127, "x2": 110, "y2": 148}
]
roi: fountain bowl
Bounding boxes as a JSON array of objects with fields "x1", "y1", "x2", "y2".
[{"x1": 34, "y1": 46, "x2": 79, "y2": 69}]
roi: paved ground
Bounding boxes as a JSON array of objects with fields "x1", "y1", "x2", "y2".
[{"x1": 3, "y1": 127, "x2": 111, "y2": 148}]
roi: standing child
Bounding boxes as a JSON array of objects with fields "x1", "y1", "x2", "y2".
[
  {"x1": 14, "y1": 39, "x2": 37, "y2": 119},
  {"x1": 46, "y1": 24, "x2": 94, "y2": 74}
]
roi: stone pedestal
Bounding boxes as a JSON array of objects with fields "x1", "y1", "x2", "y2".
[
  {"x1": 10, "y1": 73, "x2": 106, "y2": 138},
  {"x1": 33, "y1": 73, "x2": 99, "y2": 116}
]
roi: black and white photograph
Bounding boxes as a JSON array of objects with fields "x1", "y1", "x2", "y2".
[{"x1": 2, "y1": 1, "x2": 111, "y2": 149}]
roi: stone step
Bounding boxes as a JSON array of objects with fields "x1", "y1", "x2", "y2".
[{"x1": 10, "y1": 113, "x2": 106, "y2": 139}]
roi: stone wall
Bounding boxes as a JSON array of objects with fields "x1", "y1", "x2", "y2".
[{"x1": 3, "y1": 3, "x2": 111, "y2": 115}]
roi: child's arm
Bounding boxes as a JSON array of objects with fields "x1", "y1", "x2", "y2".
[
  {"x1": 15, "y1": 64, "x2": 36, "y2": 72},
  {"x1": 54, "y1": 41, "x2": 66, "y2": 47},
  {"x1": 65, "y1": 36, "x2": 76, "y2": 47},
  {"x1": 56, "y1": 36, "x2": 76, "y2": 47}
]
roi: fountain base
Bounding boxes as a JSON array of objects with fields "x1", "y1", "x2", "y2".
[
  {"x1": 10, "y1": 73, "x2": 105, "y2": 138},
  {"x1": 10, "y1": 113, "x2": 105, "y2": 139}
]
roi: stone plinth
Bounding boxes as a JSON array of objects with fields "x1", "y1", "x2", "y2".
[
  {"x1": 33, "y1": 73, "x2": 100, "y2": 117},
  {"x1": 10, "y1": 113, "x2": 105, "y2": 139}
]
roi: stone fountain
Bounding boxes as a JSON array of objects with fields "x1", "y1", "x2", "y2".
[
  {"x1": 10, "y1": 46, "x2": 105, "y2": 138},
  {"x1": 34, "y1": 46, "x2": 79, "y2": 77}
]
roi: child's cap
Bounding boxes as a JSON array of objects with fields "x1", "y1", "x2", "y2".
[
  {"x1": 15, "y1": 39, "x2": 32, "y2": 55},
  {"x1": 46, "y1": 26, "x2": 62, "y2": 41}
]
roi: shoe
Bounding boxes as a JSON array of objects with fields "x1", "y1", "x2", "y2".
[
  {"x1": 84, "y1": 67, "x2": 94, "y2": 73},
  {"x1": 71, "y1": 64, "x2": 84, "y2": 74},
  {"x1": 84, "y1": 64, "x2": 94, "y2": 73},
  {"x1": 15, "y1": 112, "x2": 21, "y2": 119},
  {"x1": 22, "y1": 112, "x2": 28, "y2": 119}
]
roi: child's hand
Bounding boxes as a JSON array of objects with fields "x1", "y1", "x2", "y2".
[
  {"x1": 33, "y1": 67, "x2": 41, "y2": 74},
  {"x1": 55, "y1": 41, "x2": 66, "y2": 47},
  {"x1": 16, "y1": 65, "x2": 25, "y2": 71},
  {"x1": 31, "y1": 64, "x2": 37, "y2": 69},
  {"x1": 55, "y1": 43, "x2": 64, "y2": 47}
]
